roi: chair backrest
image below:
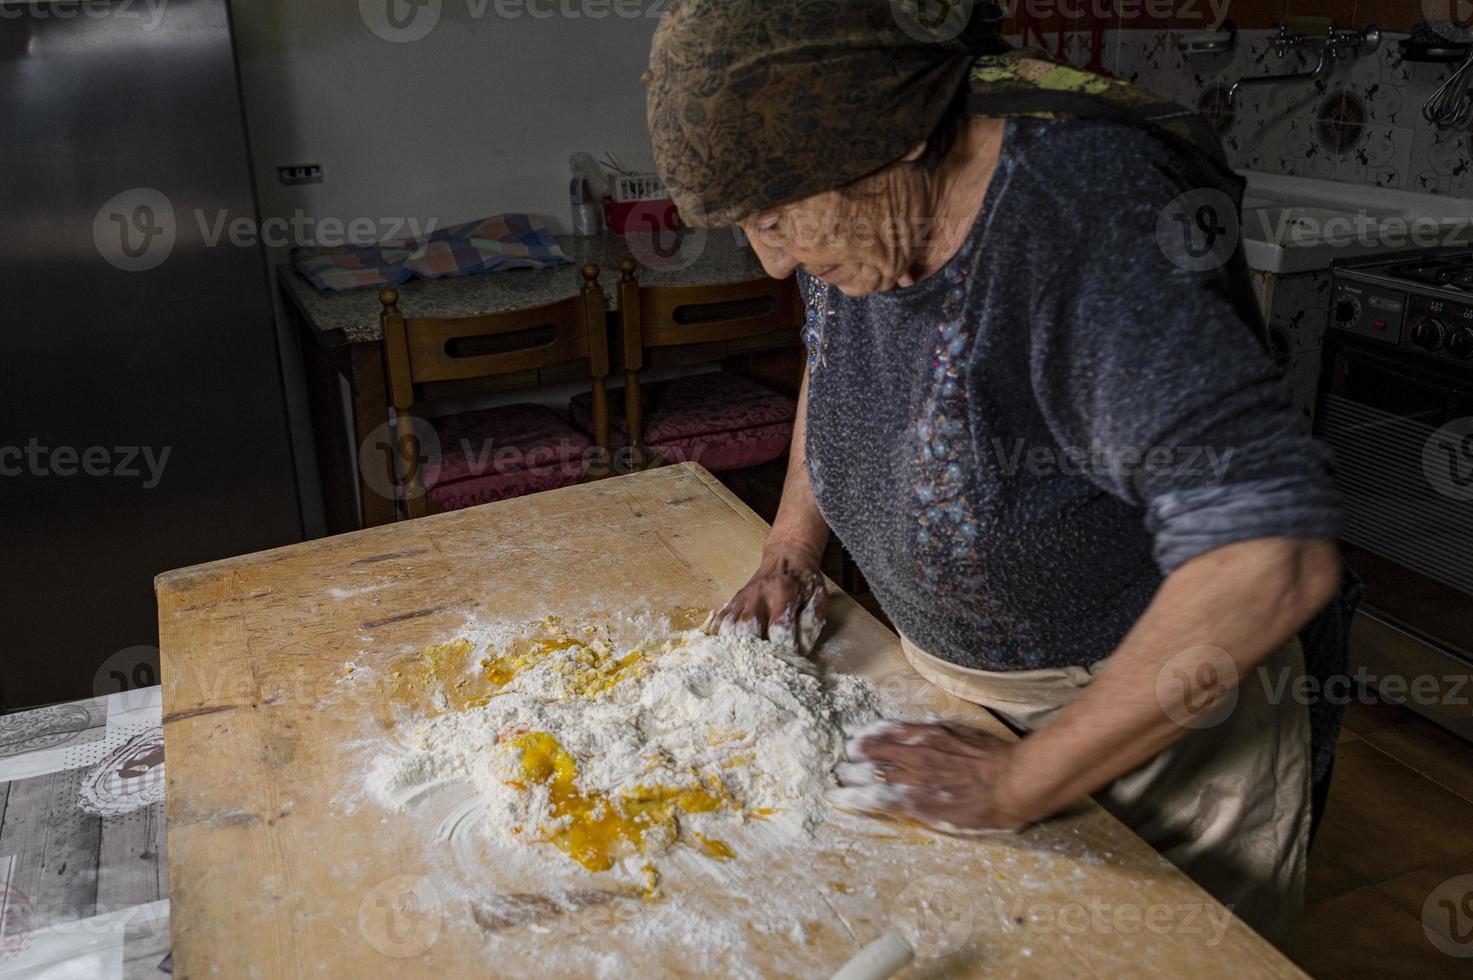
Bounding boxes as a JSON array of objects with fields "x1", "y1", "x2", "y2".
[
  {"x1": 615, "y1": 258, "x2": 801, "y2": 463},
  {"x1": 616, "y1": 258, "x2": 802, "y2": 367},
  {"x1": 378, "y1": 264, "x2": 610, "y2": 519}
]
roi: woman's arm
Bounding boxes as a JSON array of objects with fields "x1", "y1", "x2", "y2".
[
  {"x1": 848, "y1": 536, "x2": 1341, "y2": 830},
  {"x1": 1000, "y1": 535, "x2": 1339, "y2": 822},
  {"x1": 711, "y1": 367, "x2": 833, "y2": 646}
]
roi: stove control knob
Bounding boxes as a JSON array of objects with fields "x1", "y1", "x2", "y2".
[
  {"x1": 1449, "y1": 328, "x2": 1473, "y2": 360},
  {"x1": 1334, "y1": 298, "x2": 1360, "y2": 324},
  {"x1": 1412, "y1": 318, "x2": 1447, "y2": 351}
]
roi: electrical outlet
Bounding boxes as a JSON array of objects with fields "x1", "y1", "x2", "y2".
[{"x1": 277, "y1": 163, "x2": 323, "y2": 186}]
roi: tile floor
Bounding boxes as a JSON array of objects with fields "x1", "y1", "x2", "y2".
[{"x1": 1299, "y1": 697, "x2": 1473, "y2": 978}]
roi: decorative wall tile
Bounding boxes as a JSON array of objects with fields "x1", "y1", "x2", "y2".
[
  {"x1": 1138, "y1": 29, "x2": 1178, "y2": 73},
  {"x1": 1409, "y1": 125, "x2": 1473, "y2": 195},
  {"x1": 1196, "y1": 83, "x2": 1237, "y2": 134},
  {"x1": 1264, "y1": 270, "x2": 1334, "y2": 433},
  {"x1": 1448, "y1": 143, "x2": 1473, "y2": 198},
  {"x1": 1063, "y1": 29, "x2": 1093, "y2": 69},
  {"x1": 1102, "y1": 28, "x2": 1131, "y2": 79},
  {"x1": 1364, "y1": 78, "x2": 1416, "y2": 129},
  {"x1": 1116, "y1": 27, "x2": 1470, "y2": 197},
  {"x1": 1134, "y1": 31, "x2": 1183, "y2": 85},
  {"x1": 1316, "y1": 89, "x2": 1369, "y2": 153},
  {"x1": 1281, "y1": 115, "x2": 1337, "y2": 179},
  {"x1": 1370, "y1": 126, "x2": 1417, "y2": 189},
  {"x1": 1344, "y1": 38, "x2": 1385, "y2": 94},
  {"x1": 1332, "y1": 152, "x2": 1368, "y2": 184}
]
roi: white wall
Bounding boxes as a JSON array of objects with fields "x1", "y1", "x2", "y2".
[
  {"x1": 229, "y1": 2, "x2": 663, "y2": 534},
  {"x1": 233, "y1": 2, "x2": 660, "y2": 237}
]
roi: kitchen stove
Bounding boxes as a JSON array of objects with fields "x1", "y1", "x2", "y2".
[
  {"x1": 1319, "y1": 249, "x2": 1473, "y2": 740},
  {"x1": 1330, "y1": 250, "x2": 1473, "y2": 364}
]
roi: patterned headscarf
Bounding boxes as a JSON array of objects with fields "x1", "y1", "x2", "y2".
[{"x1": 645, "y1": 0, "x2": 1010, "y2": 227}]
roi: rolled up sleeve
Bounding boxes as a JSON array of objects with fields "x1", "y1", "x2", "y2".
[{"x1": 1024, "y1": 127, "x2": 1341, "y2": 575}]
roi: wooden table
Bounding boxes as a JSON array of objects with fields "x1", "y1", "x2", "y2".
[
  {"x1": 281, "y1": 230, "x2": 772, "y2": 534},
  {"x1": 156, "y1": 465, "x2": 1305, "y2": 978}
]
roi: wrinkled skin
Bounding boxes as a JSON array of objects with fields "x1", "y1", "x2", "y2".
[
  {"x1": 738, "y1": 117, "x2": 1007, "y2": 298},
  {"x1": 832, "y1": 720, "x2": 1029, "y2": 833},
  {"x1": 710, "y1": 549, "x2": 829, "y2": 656}
]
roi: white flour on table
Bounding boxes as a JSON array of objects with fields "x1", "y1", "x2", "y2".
[{"x1": 366, "y1": 623, "x2": 883, "y2": 882}]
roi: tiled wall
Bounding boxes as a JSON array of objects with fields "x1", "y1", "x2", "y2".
[
  {"x1": 1000, "y1": 0, "x2": 1442, "y2": 36},
  {"x1": 1110, "y1": 28, "x2": 1473, "y2": 196},
  {"x1": 999, "y1": 3, "x2": 1472, "y2": 434}
]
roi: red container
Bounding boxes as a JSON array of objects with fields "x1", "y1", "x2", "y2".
[{"x1": 602, "y1": 195, "x2": 680, "y2": 235}]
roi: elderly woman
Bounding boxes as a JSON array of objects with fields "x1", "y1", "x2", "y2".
[{"x1": 646, "y1": 0, "x2": 1354, "y2": 947}]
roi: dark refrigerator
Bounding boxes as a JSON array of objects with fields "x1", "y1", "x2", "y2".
[{"x1": 1, "y1": 0, "x2": 303, "y2": 710}]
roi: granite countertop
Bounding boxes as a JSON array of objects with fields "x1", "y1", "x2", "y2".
[{"x1": 278, "y1": 230, "x2": 769, "y2": 347}]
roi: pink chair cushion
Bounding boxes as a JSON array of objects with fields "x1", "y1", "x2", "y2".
[
  {"x1": 420, "y1": 403, "x2": 591, "y2": 509},
  {"x1": 569, "y1": 373, "x2": 795, "y2": 471},
  {"x1": 642, "y1": 421, "x2": 795, "y2": 472},
  {"x1": 428, "y1": 463, "x2": 588, "y2": 512}
]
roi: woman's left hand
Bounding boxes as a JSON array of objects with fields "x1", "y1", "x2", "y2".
[{"x1": 832, "y1": 721, "x2": 1033, "y2": 833}]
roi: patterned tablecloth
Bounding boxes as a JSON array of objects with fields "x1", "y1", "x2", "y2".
[
  {"x1": 279, "y1": 229, "x2": 770, "y2": 346},
  {"x1": 0, "y1": 689, "x2": 169, "y2": 978}
]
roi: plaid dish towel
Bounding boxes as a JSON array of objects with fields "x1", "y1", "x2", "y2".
[{"x1": 291, "y1": 214, "x2": 570, "y2": 292}]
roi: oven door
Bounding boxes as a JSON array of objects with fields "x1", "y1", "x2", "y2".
[{"x1": 1316, "y1": 331, "x2": 1473, "y2": 667}]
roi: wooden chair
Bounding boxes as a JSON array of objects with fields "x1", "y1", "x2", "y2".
[
  {"x1": 379, "y1": 265, "x2": 609, "y2": 520},
  {"x1": 570, "y1": 259, "x2": 802, "y2": 473}
]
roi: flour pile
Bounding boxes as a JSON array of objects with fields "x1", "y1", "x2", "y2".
[{"x1": 366, "y1": 623, "x2": 882, "y2": 878}]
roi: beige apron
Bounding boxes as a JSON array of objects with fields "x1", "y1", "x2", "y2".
[{"x1": 899, "y1": 635, "x2": 1312, "y2": 952}]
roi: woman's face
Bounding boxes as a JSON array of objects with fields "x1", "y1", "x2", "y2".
[{"x1": 739, "y1": 145, "x2": 931, "y2": 297}]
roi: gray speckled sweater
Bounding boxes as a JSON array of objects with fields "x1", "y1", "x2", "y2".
[{"x1": 801, "y1": 116, "x2": 1342, "y2": 681}]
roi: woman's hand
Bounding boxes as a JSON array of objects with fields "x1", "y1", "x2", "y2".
[
  {"x1": 710, "y1": 544, "x2": 829, "y2": 654},
  {"x1": 832, "y1": 721, "x2": 1032, "y2": 833}
]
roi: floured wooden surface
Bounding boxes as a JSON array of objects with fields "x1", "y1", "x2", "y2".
[{"x1": 157, "y1": 464, "x2": 1305, "y2": 978}]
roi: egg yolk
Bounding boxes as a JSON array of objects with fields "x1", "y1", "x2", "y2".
[{"x1": 511, "y1": 732, "x2": 735, "y2": 872}]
